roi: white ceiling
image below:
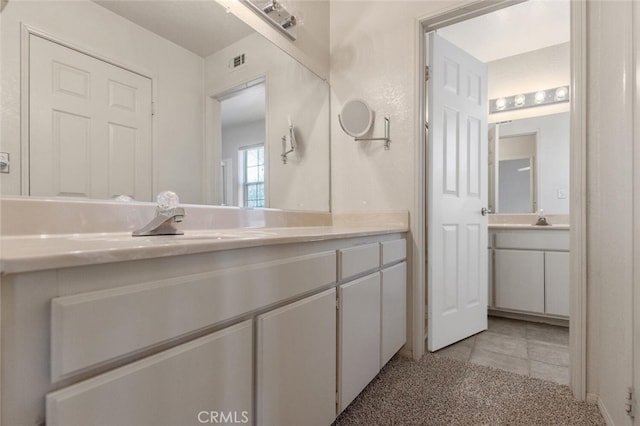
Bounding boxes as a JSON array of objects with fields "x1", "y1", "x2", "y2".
[
  {"x1": 221, "y1": 83, "x2": 266, "y2": 130},
  {"x1": 94, "y1": 1, "x2": 253, "y2": 57},
  {"x1": 437, "y1": 0, "x2": 570, "y2": 63}
]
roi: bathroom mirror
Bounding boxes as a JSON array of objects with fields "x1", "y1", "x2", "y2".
[
  {"x1": 338, "y1": 99, "x2": 373, "y2": 138},
  {"x1": 488, "y1": 112, "x2": 569, "y2": 215},
  {"x1": 0, "y1": 0, "x2": 330, "y2": 211}
]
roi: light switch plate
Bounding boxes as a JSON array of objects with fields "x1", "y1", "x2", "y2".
[
  {"x1": 557, "y1": 188, "x2": 567, "y2": 199},
  {"x1": 0, "y1": 152, "x2": 9, "y2": 173}
]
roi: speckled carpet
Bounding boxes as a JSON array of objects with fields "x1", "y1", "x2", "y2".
[{"x1": 333, "y1": 352, "x2": 604, "y2": 426}]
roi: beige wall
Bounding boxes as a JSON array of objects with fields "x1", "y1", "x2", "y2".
[
  {"x1": 488, "y1": 42, "x2": 570, "y2": 123},
  {"x1": 586, "y1": 2, "x2": 636, "y2": 425},
  {"x1": 205, "y1": 33, "x2": 330, "y2": 212},
  {"x1": 221, "y1": 0, "x2": 330, "y2": 80},
  {"x1": 0, "y1": 0, "x2": 205, "y2": 203}
]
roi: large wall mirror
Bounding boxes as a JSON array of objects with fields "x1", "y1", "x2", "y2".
[
  {"x1": 488, "y1": 112, "x2": 569, "y2": 214},
  {"x1": 0, "y1": 0, "x2": 330, "y2": 211}
]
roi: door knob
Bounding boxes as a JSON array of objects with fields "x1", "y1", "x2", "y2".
[{"x1": 481, "y1": 207, "x2": 492, "y2": 216}]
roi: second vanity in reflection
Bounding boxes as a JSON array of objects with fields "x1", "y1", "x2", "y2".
[
  {"x1": 488, "y1": 217, "x2": 570, "y2": 320},
  {"x1": 0, "y1": 199, "x2": 407, "y2": 426}
]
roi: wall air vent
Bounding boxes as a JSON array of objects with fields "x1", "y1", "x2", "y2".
[{"x1": 230, "y1": 53, "x2": 246, "y2": 70}]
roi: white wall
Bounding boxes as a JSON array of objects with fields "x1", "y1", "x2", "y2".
[
  {"x1": 205, "y1": 32, "x2": 330, "y2": 211},
  {"x1": 488, "y1": 43, "x2": 570, "y2": 123},
  {"x1": 221, "y1": 120, "x2": 265, "y2": 206},
  {"x1": 499, "y1": 113, "x2": 570, "y2": 214},
  {"x1": 0, "y1": 0, "x2": 205, "y2": 203}
]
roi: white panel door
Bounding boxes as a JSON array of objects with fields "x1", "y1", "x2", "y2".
[
  {"x1": 427, "y1": 33, "x2": 488, "y2": 351},
  {"x1": 29, "y1": 35, "x2": 153, "y2": 200},
  {"x1": 256, "y1": 289, "x2": 336, "y2": 426}
]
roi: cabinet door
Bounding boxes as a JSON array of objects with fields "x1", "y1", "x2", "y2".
[
  {"x1": 488, "y1": 248, "x2": 494, "y2": 307},
  {"x1": 494, "y1": 249, "x2": 544, "y2": 313},
  {"x1": 338, "y1": 272, "x2": 381, "y2": 413},
  {"x1": 381, "y1": 262, "x2": 406, "y2": 367},
  {"x1": 256, "y1": 289, "x2": 337, "y2": 426},
  {"x1": 46, "y1": 321, "x2": 253, "y2": 426},
  {"x1": 545, "y1": 251, "x2": 570, "y2": 316}
]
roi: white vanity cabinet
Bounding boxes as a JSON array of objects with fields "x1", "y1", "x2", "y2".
[
  {"x1": 337, "y1": 239, "x2": 407, "y2": 413},
  {"x1": 256, "y1": 289, "x2": 337, "y2": 426},
  {"x1": 46, "y1": 321, "x2": 253, "y2": 426},
  {"x1": 490, "y1": 228, "x2": 569, "y2": 318},
  {"x1": 1, "y1": 232, "x2": 408, "y2": 426}
]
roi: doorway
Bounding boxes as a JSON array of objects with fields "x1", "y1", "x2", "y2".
[
  {"x1": 214, "y1": 79, "x2": 266, "y2": 207},
  {"x1": 416, "y1": 0, "x2": 585, "y2": 398}
]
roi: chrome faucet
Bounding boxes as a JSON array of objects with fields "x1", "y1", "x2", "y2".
[{"x1": 132, "y1": 191, "x2": 185, "y2": 236}]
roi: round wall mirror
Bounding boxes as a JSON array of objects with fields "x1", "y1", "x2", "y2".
[{"x1": 339, "y1": 99, "x2": 373, "y2": 137}]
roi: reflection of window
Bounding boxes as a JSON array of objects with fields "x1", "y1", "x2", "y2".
[{"x1": 241, "y1": 145, "x2": 265, "y2": 208}]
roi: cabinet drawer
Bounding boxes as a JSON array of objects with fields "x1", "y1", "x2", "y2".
[
  {"x1": 47, "y1": 321, "x2": 253, "y2": 426},
  {"x1": 51, "y1": 251, "x2": 336, "y2": 381},
  {"x1": 494, "y1": 230, "x2": 569, "y2": 251},
  {"x1": 339, "y1": 243, "x2": 380, "y2": 280},
  {"x1": 381, "y1": 239, "x2": 407, "y2": 266}
]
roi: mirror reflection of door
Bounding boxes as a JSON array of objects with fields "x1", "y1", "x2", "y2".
[{"x1": 218, "y1": 80, "x2": 266, "y2": 207}]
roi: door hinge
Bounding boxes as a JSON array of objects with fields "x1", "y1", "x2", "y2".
[
  {"x1": 625, "y1": 386, "x2": 635, "y2": 418},
  {"x1": 151, "y1": 101, "x2": 156, "y2": 116},
  {"x1": 425, "y1": 65, "x2": 430, "y2": 82}
]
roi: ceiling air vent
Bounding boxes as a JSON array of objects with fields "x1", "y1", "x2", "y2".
[{"x1": 230, "y1": 53, "x2": 246, "y2": 70}]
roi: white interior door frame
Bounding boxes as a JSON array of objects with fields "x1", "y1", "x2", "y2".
[
  {"x1": 414, "y1": 0, "x2": 587, "y2": 399},
  {"x1": 19, "y1": 24, "x2": 159, "y2": 198},
  {"x1": 205, "y1": 74, "x2": 269, "y2": 206}
]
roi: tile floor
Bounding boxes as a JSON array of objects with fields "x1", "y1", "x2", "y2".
[{"x1": 435, "y1": 316, "x2": 570, "y2": 385}]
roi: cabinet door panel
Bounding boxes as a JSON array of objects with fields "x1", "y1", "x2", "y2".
[
  {"x1": 494, "y1": 249, "x2": 544, "y2": 313},
  {"x1": 545, "y1": 251, "x2": 569, "y2": 316},
  {"x1": 338, "y1": 273, "x2": 381, "y2": 413},
  {"x1": 256, "y1": 289, "x2": 337, "y2": 426},
  {"x1": 46, "y1": 321, "x2": 253, "y2": 426},
  {"x1": 381, "y1": 262, "x2": 406, "y2": 367}
]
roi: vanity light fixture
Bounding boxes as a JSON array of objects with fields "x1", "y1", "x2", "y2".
[
  {"x1": 241, "y1": 0, "x2": 297, "y2": 40},
  {"x1": 489, "y1": 86, "x2": 570, "y2": 114}
]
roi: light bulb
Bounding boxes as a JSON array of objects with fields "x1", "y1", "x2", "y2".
[
  {"x1": 514, "y1": 94, "x2": 525, "y2": 107},
  {"x1": 555, "y1": 86, "x2": 568, "y2": 100},
  {"x1": 534, "y1": 91, "x2": 546, "y2": 104},
  {"x1": 495, "y1": 98, "x2": 506, "y2": 110}
]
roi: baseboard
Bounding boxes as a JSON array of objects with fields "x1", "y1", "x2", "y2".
[
  {"x1": 488, "y1": 309, "x2": 569, "y2": 327},
  {"x1": 586, "y1": 393, "x2": 599, "y2": 405},
  {"x1": 595, "y1": 395, "x2": 615, "y2": 426}
]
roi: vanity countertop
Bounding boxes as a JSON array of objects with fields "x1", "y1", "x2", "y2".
[
  {"x1": 489, "y1": 224, "x2": 570, "y2": 231},
  {"x1": 0, "y1": 224, "x2": 407, "y2": 275}
]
